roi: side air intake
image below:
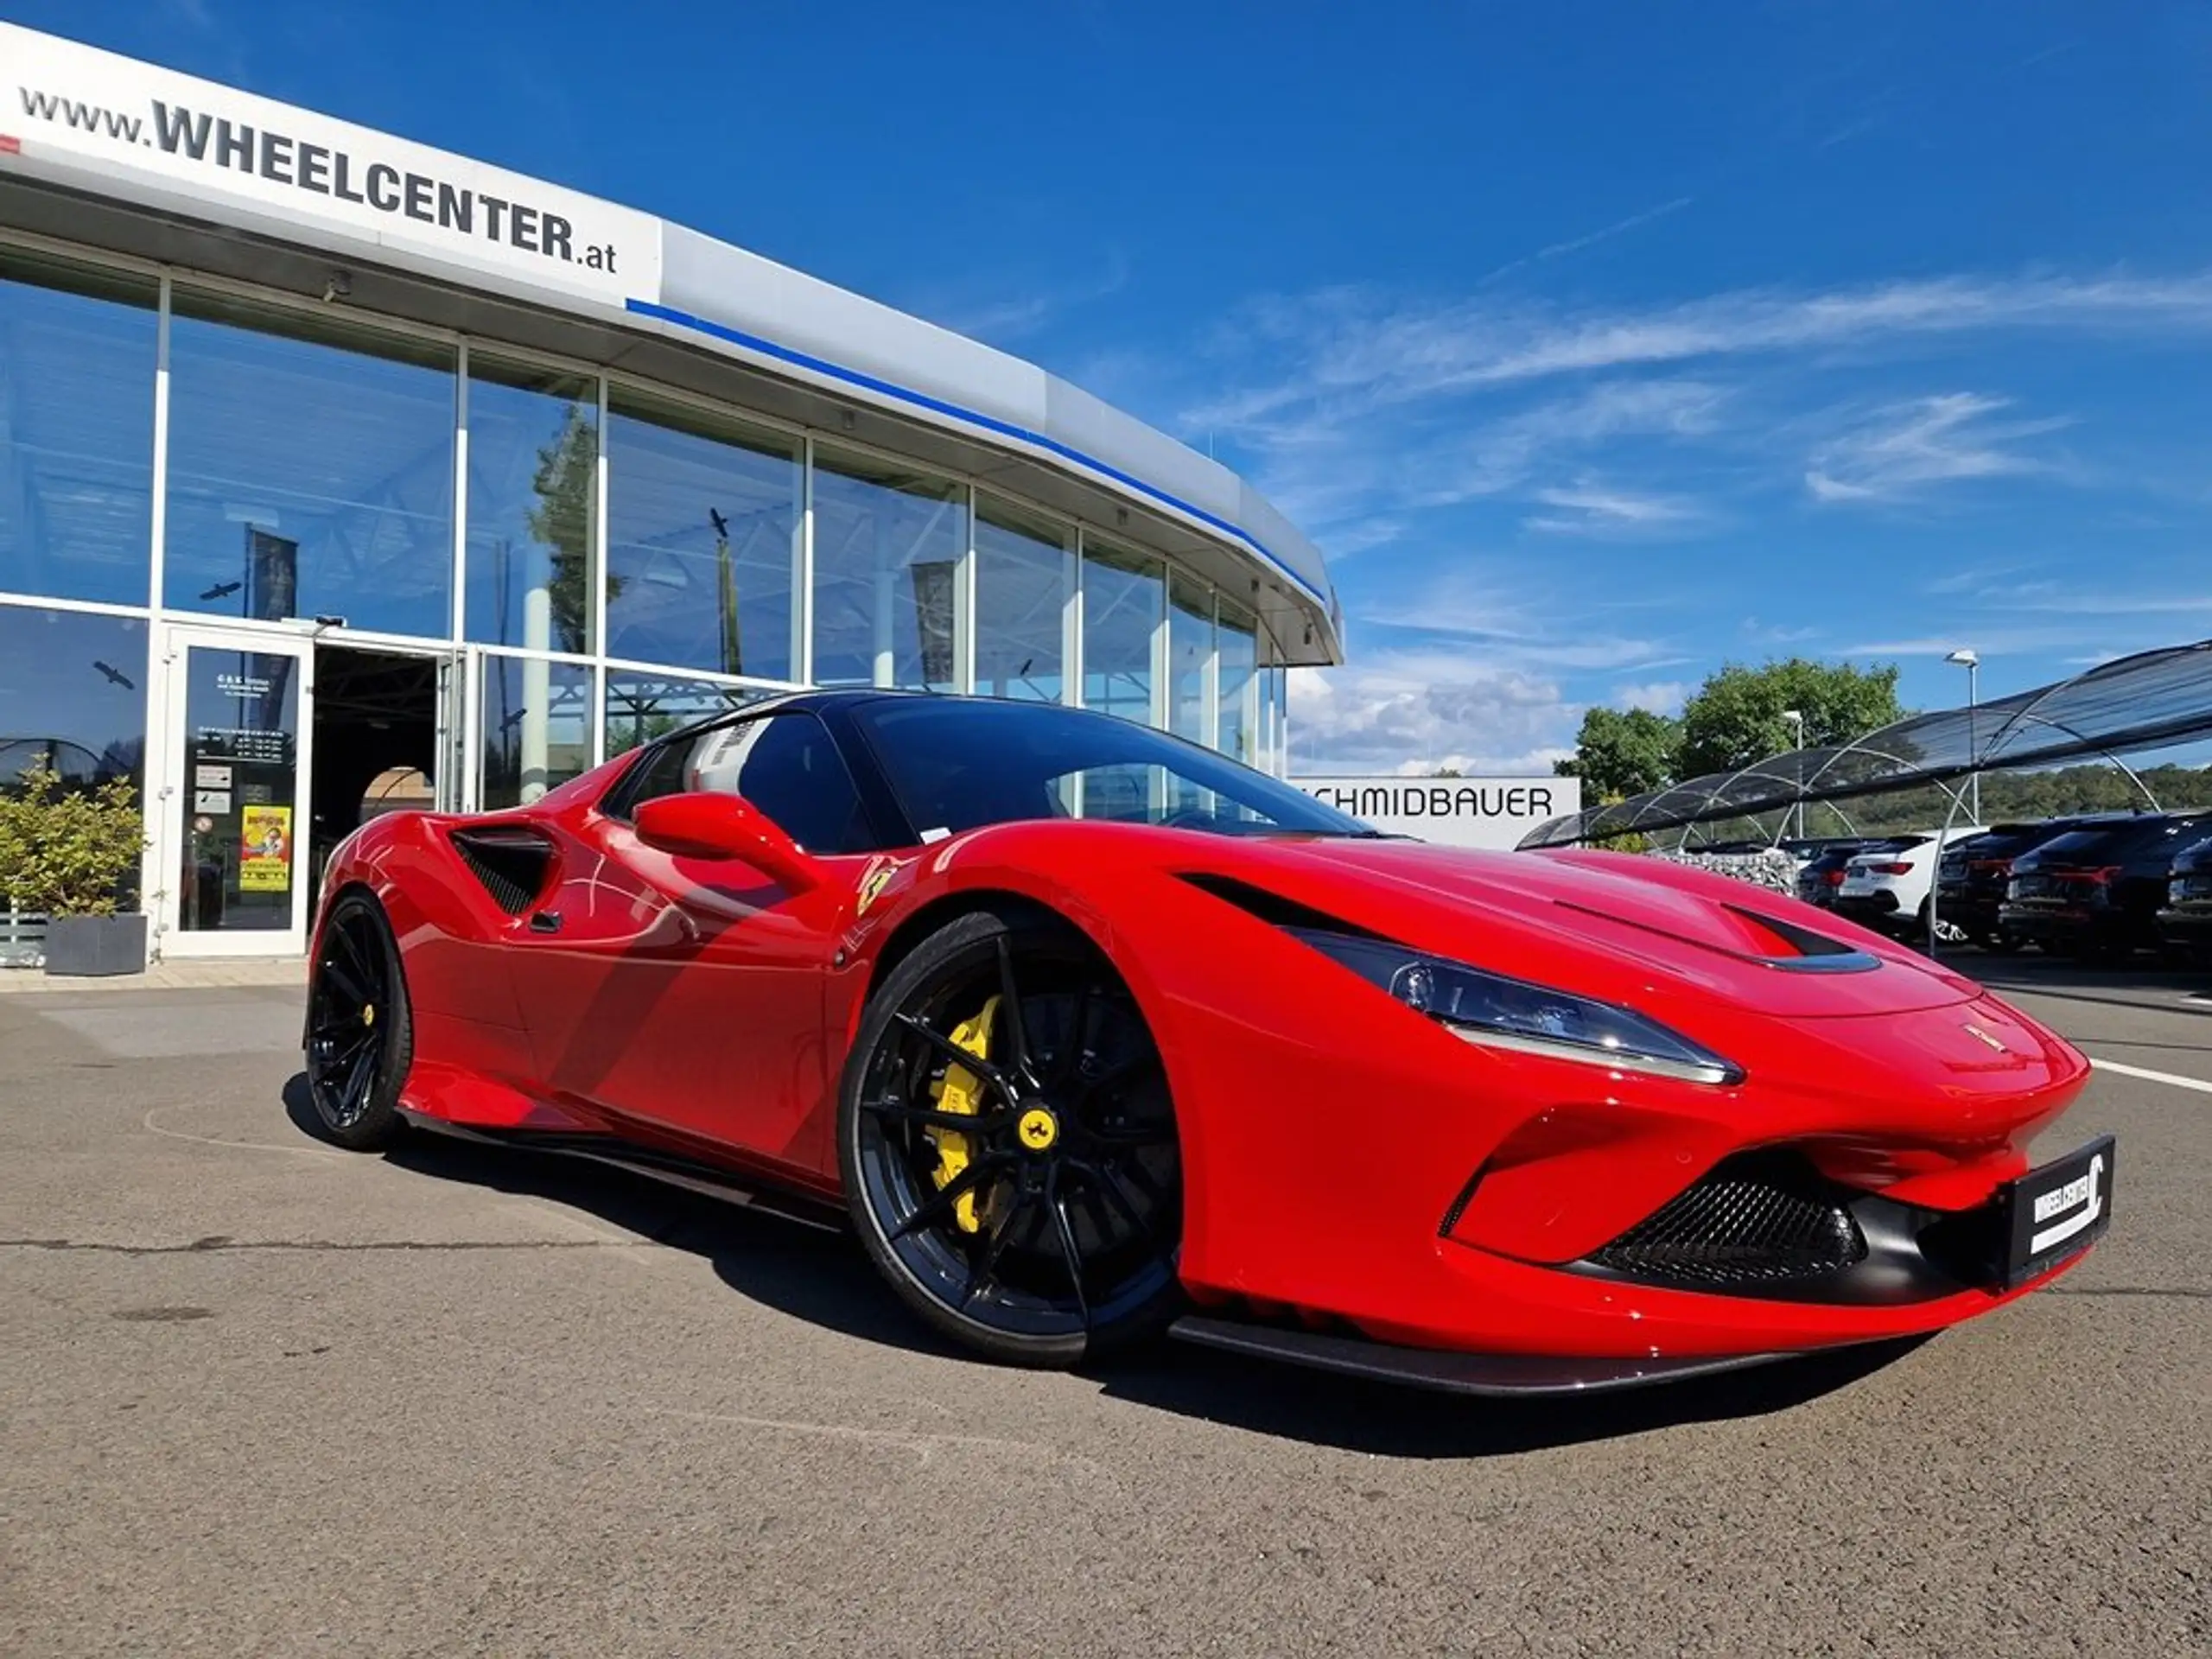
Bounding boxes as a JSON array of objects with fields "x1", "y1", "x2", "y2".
[{"x1": 450, "y1": 828, "x2": 555, "y2": 917}]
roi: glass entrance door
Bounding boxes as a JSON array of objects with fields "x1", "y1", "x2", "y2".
[{"x1": 160, "y1": 626, "x2": 314, "y2": 957}]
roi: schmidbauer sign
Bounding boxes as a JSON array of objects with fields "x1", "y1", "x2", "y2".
[
  {"x1": 0, "y1": 22, "x2": 659, "y2": 307},
  {"x1": 1290, "y1": 776, "x2": 1582, "y2": 851}
]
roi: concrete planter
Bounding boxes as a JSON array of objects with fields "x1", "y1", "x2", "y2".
[{"x1": 43, "y1": 912, "x2": 149, "y2": 977}]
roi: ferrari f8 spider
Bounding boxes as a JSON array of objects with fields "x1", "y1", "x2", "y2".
[{"x1": 303, "y1": 690, "x2": 2111, "y2": 1394}]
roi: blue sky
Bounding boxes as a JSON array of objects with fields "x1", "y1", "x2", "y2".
[{"x1": 32, "y1": 0, "x2": 2212, "y2": 772}]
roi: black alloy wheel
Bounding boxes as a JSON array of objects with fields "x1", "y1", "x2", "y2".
[
  {"x1": 304, "y1": 891, "x2": 413, "y2": 1150},
  {"x1": 838, "y1": 910, "x2": 1183, "y2": 1367}
]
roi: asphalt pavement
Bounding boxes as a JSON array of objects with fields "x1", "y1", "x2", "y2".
[{"x1": 2, "y1": 963, "x2": 2206, "y2": 1656}]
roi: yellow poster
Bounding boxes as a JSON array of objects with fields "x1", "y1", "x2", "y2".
[{"x1": 238, "y1": 804, "x2": 293, "y2": 893}]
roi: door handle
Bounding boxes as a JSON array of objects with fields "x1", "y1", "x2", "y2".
[{"x1": 529, "y1": 910, "x2": 563, "y2": 934}]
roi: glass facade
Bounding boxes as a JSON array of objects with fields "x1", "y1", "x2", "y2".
[
  {"x1": 811, "y1": 448, "x2": 965, "y2": 691},
  {"x1": 1168, "y1": 574, "x2": 1214, "y2": 747},
  {"x1": 0, "y1": 605, "x2": 148, "y2": 791},
  {"x1": 607, "y1": 391, "x2": 801, "y2": 680},
  {"x1": 1218, "y1": 603, "x2": 1259, "y2": 766},
  {"x1": 166, "y1": 290, "x2": 455, "y2": 639},
  {"x1": 479, "y1": 653, "x2": 591, "y2": 809},
  {"x1": 0, "y1": 251, "x2": 157, "y2": 607},
  {"x1": 464, "y1": 356, "x2": 598, "y2": 655},
  {"x1": 973, "y1": 498, "x2": 1070, "y2": 703},
  {"x1": 1082, "y1": 542, "x2": 1160, "y2": 726},
  {"x1": 0, "y1": 237, "x2": 1303, "y2": 951}
]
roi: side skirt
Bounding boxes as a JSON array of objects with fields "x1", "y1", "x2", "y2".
[
  {"x1": 1166, "y1": 1315, "x2": 1811, "y2": 1397},
  {"x1": 396, "y1": 1109, "x2": 849, "y2": 1235}
]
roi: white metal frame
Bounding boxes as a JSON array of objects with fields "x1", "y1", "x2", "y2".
[{"x1": 154, "y1": 620, "x2": 317, "y2": 958}]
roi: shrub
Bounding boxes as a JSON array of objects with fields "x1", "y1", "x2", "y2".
[{"x1": 0, "y1": 761, "x2": 146, "y2": 917}]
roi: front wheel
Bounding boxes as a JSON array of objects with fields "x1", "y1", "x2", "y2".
[
  {"x1": 303, "y1": 891, "x2": 413, "y2": 1150},
  {"x1": 837, "y1": 910, "x2": 1184, "y2": 1368}
]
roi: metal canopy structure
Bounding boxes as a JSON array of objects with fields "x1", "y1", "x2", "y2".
[{"x1": 1520, "y1": 639, "x2": 2212, "y2": 849}]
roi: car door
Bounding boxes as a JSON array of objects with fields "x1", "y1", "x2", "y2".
[{"x1": 510, "y1": 711, "x2": 880, "y2": 1176}]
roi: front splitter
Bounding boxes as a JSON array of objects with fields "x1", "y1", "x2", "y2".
[{"x1": 1167, "y1": 1315, "x2": 1821, "y2": 1396}]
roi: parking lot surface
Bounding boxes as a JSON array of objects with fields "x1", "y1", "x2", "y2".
[{"x1": 3, "y1": 963, "x2": 2207, "y2": 1657}]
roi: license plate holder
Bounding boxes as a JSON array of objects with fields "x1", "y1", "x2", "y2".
[{"x1": 1997, "y1": 1135, "x2": 2115, "y2": 1288}]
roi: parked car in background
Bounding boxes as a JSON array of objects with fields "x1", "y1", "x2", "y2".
[
  {"x1": 1796, "y1": 837, "x2": 1907, "y2": 909},
  {"x1": 2001, "y1": 812, "x2": 2212, "y2": 961},
  {"x1": 1834, "y1": 827, "x2": 1986, "y2": 939},
  {"x1": 1934, "y1": 816, "x2": 2132, "y2": 951},
  {"x1": 2156, "y1": 836, "x2": 2212, "y2": 964}
]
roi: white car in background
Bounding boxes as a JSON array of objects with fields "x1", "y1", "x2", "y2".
[{"x1": 1834, "y1": 825, "x2": 1986, "y2": 939}]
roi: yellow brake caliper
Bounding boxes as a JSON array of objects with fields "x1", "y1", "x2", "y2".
[{"x1": 930, "y1": 995, "x2": 999, "y2": 1234}]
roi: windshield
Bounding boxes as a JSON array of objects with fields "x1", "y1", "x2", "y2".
[{"x1": 849, "y1": 697, "x2": 1374, "y2": 842}]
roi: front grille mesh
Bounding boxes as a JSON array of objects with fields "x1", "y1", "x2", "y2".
[{"x1": 1592, "y1": 1156, "x2": 1866, "y2": 1289}]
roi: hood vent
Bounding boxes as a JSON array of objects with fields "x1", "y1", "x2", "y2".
[{"x1": 1550, "y1": 898, "x2": 1880, "y2": 976}]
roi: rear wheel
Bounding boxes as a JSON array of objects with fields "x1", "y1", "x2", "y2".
[
  {"x1": 838, "y1": 910, "x2": 1183, "y2": 1367},
  {"x1": 304, "y1": 891, "x2": 413, "y2": 1150}
]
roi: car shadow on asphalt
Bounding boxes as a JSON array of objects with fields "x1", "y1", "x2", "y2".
[
  {"x1": 1092, "y1": 1335, "x2": 1929, "y2": 1458},
  {"x1": 283, "y1": 1073, "x2": 1928, "y2": 1458},
  {"x1": 279, "y1": 1073, "x2": 964, "y2": 1364}
]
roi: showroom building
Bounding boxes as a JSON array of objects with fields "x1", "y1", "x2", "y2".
[{"x1": 0, "y1": 22, "x2": 1343, "y2": 962}]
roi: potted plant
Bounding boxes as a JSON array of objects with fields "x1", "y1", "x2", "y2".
[{"x1": 0, "y1": 760, "x2": 149, "y2": 976}]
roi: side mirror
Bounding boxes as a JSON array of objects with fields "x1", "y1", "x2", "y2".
[{"x1": 631, "y1": 792, "x2": 819, "y2": 892}]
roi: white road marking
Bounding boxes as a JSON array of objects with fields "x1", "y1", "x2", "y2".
[{"x1": 2090, "y1": 1057, "x2": 2212, "y2": 1096}]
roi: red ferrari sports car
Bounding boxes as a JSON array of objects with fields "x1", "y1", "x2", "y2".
[{"x1": 304, "y1": 690, "x2": 2113, "y2": 1394}]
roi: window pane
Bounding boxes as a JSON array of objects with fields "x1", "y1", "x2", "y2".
[
  {"x1": 683, "y1": 715, "x2": 874, "y2": 854},
  {"x1": 810, "y1": 448, "x2": 963, "y2": 690},
  {"x1": 0, "y1": 604, "x2": 148, "y2": 795},
  {"x1": 478, "y1": 654, "x2": 589, "y2": 808},
  {"x1": 165, "y1": 293, "x2": 454, "y2": 638},
  {"x1": 1168, "y1": 575, "x2": 1213, "y2": 746},
  {"x1": 0, "y1": 253, "x2": 157, "y2": 607},
  {"x1": 1081, "y1": 542, "x2": 1159, "y2": 725},
  {"x1": 607, "y1": 391, "x2": 799, "y2": 678},
  {"x1": 975, "y1": 499, "x2": 1067, "y2": 702},
  {"x1": 604, "y1": 669, "x2": 770, "y2": 759},
  {"x1": 1218, "y1": 602, "x2": 1258, "y2": 764},
  {"x1": 465, "y1": 358, "x2": 598, "y2": 654}
]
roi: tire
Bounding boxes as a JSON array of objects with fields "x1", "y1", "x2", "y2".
[
  {"x1": 837, "y1": 909, "x2": 1183, "y2": 1368},
  {"x1": 303, "y1": 890, "x2": 414, "y2": 1151}
]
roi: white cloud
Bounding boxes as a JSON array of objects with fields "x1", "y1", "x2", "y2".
[
  {"x1": 1804, "y1": 393, "x2": 2072, "y2": 504},
  {"x1": 1478, "y1": 196, "x2": 1698, "y2": 285},
  {"x1": 1351, "y1": 575, "x2": 1685, "y2": 673},
  {"x1": 1286, "y1": 654, "x2": 1578, "y2": 775},
  {"x1": 1522, "y1": 480, "x2": 1706, "y2": 537},
  {"x1": 1613, "y1": 680, "x2": 1692, "y2": 715},
  {"x1": 1740, "y1": 617, "x2": 1821, "y2": 645},
  {"x1": 1180, "y1": 271, "x2": 2212, "y2": 438}
]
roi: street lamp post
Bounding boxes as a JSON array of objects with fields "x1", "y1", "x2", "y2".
[
  {"x1": 1946, "y1": 649, "x2": 1980, "y2": 824},
  {"x1": 1781, "y1": 709, "x2": 1805, "y2": 841}
]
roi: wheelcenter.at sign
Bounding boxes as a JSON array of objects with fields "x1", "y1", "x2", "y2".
[
  {"x1": 1289, "y1": 776, "x2": 1583, "y2": 851},
  {"x1": 0, "y1": 22, "x2": 660, "y2": 306}
]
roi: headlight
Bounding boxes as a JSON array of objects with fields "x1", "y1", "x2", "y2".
[{"x1": 1288, "y1": 928, "x2": 1743, "y2": 1086}]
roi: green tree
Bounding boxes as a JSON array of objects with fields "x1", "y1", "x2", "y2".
[
  {"x1": 1675, "y1": 658, "x2": 1904, "y2": 779},
  {"x1": 1554, "y1": 706, "x2": 1679, "y2": 798}
]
